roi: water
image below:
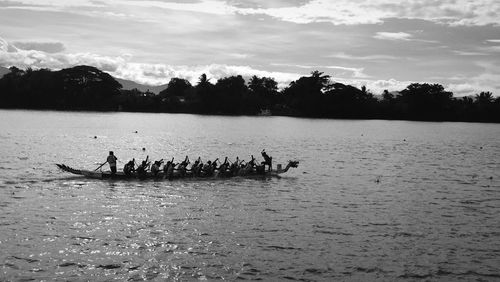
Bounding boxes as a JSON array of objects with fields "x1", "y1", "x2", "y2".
[{"x1": 0, "y1": 109, "x2": 499, "y2": 281}]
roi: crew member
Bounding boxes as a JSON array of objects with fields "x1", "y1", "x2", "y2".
[{"x1": 107, "y1": 151, "x2": 118, "y2": 175}]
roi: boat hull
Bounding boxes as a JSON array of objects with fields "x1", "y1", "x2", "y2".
[{"x1": 56, "y1": 164, "x2": 291, "y2": 180}]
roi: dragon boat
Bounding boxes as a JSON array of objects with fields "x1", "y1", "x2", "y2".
[{"x1": 56, "y1": 161, "x2": 299, "y2": 180}]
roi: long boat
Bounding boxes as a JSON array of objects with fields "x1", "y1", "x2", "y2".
[{"x1": 56, "y1": 161, "x2": 299, "y2": 180}]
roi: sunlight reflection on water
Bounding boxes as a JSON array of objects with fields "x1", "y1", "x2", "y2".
[{"x1": 0, "y1": 110, "x2": 499, "y2": 280}]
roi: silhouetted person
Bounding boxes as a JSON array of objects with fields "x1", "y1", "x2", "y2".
[
  {"x1": 151, "y1": 160, "x2": 163, "y2": 176},
  {"x1": 107, "y1": 151, "x2": 118, "y2": 175},
  {"x1": 136, "y1": 156, "x2": 150, "y2": 180},
  {"x1": 261, "y1": 149, "x2": 272, "y2": 172},
  {"x1": 123, "y1": 158, "x2": 135, "y2": 176}
]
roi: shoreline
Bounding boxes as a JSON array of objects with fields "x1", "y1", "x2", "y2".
[{"x1": 1, "y1": 107, "x2": 499, "y2": 124}]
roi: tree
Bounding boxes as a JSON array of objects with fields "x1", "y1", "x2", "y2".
[
  {"x1": 57, "y1": 65, "x2": 122, "y2": 110},
  {"x1": 282, "y1": 70, "x2": 331, "y2": 116},
  {"x1": 396, "y1": 83, "x2": 453, "y2": 120},
  {"x1": 475, "y1": 91, "x2": 493, "y2": 104},
  {"x1": 159, "y1": 78, "x2": 192, "y2": 98},
  {"x1": 214, "y1": 75, "x2": 248, "y2": 114},
  {"x1": 323, "y1": 82, "x2": 377, "y2": 118},
  {"x1": 194, "y1": 73, "x2": 215, "y2": 113},
  {"x1": 248, "y1": 75, "x2": 279, "y2": 111}
]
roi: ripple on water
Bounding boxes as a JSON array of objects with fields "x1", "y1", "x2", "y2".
[{"x1": 1, "y1": 112, "x2": 500, "y2": 281}]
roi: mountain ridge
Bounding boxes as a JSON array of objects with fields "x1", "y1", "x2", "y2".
[
  {"x1": 114, "y1": 77, "x2": 167, "y2": 94},
  {"x1": 0, "y1": 66, "x2": 10, "y2": 78}
]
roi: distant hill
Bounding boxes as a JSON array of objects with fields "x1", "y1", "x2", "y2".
[
  {"x1": 0, "y1": 66, "x2": 10, "y2": 78},
  {"x1": 0, "y1": 66, "x2": 168, "y2": 93},
  {"x1": 114, "y1": 77, "x2": 167, "y2": 94}
]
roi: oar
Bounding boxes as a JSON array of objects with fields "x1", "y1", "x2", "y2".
[{"x1": 94, "y1": 161, "x2": 107, "y2": 171}]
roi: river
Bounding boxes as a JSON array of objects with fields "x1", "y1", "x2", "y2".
[{"x1": 0, "y1": 110, "x2": 499, "y2": 281}]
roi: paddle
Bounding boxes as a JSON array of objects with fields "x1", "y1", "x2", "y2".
[{"x1": 94, "y1": 161, "x2": 107, "y2": 171}]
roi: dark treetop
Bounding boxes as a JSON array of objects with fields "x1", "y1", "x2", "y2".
[{"x1": 0, "y1": 66, "x2": 499, "y2": 122}]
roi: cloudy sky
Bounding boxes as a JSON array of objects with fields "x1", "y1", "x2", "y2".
[{"x1": 1, "y1": 0, "x2": 500, "y2": 96}]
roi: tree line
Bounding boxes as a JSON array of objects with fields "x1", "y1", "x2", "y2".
[{"x1": 0, "y1": 65, "x2": 499, "y2": 122}]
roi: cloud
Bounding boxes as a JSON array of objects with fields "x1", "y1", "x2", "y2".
[
  {"x1": 122, "y1": 0, "x2": 237, "y2": 16},
  {"x1": 0, "y1": 36, "x2": 300, "y2": 87},
  {"x1": 324, "y1": 66, "x2": 369, "y2": 79},
  {"x1": 374, "y1": 32, "x2": 412, "y2": 41},
  {"x1": 445, "y1": 83, "x2": 478, "y2": 96},
  {"x1": 0, "y1": 37, "x2": 18, "y2": 52},
  {"x1": 1, "y1": 34, "x2": 498, "y2": 96},
  {"x1": 3, "y1": 0, "x2": 103, "y2": 8},
  {"x1": 328, "y1": 52, "x2": 398, "y2": 61},
  {"x1": 444, "y1": 61, "x2": 500, "y2": 96},
  {"x1": 228, "y1": 53, "x2": 251, "y2": 59},
  {"x1": 142, "y1": 0, "x2": 500, "y2": 26},
  {"x1": 113, "y1": 63, "x2": 300, "y2": 88},
  {"x1": 452, "y1": 50, "x2": 488, "y2": 56},
  {"x1": 271, "y1": 63, "x2": 369, "y2": 79},
  {"x1": 479, "y1": 46, "x2": 500, "y2": 52},
  {"x1": 12, "y1": 41, "x2": 65, "y2": 53},
  {"x1": 339, "y1": 78, "x2": 414, "y2": 95},
  {"x1": 6, "y1": 0, "x2": 500, "y2": 26}
]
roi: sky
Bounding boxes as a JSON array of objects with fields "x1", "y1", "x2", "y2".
[{"x1": 1, "y1": 0, "x2": 500, "y2": 96}]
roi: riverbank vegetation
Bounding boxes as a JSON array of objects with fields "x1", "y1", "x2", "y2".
[{"x1": 0, "y1": 65, "x2": 499, "y2": 122}]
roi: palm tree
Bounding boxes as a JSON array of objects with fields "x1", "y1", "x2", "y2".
[{"x1": 475, "y1": 91, "x2": 493, "y2": 104}]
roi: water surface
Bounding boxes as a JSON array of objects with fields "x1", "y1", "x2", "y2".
[{"x1": 0, "y1": 110, "x2": 499, "y2": 281}]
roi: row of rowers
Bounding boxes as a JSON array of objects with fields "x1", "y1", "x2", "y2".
[{"x1": 104, "y1": 150, "x2": 273, "y2": 177}]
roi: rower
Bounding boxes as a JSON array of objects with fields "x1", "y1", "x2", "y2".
[
  {"x1": 136, "y1": 156, "x2": 150, "y2": 179},
  {"x1": 177, "y1": 161, "x2": 187, "y2": 177},
  {"x1": 229, "y1": 157, "x2": 240, "y2": 176},
  {"x1": 249, "y1": 155, "x2": 256, "y2": 167},
  {"x1": 261, "y1": 149, "x2": 272, "y2": 172},
  {"x1": 181, "y1": 156, "x2": 190, "y2": 167},
  {"x1": 191, "y1": 157, "x2": 201, "y2": 176},
  {"x1": 195, "y1": 161, "x2": 203, "y2": 176},
  {"x1": 202, "y1": 161, "x2": 212, "y2": 176},
  {"x1": 123, "y1": 158, "x2": 135, "y2": 176},
  {"x1": 218, "y1": 157, "x2": 229, "y2": 176},
  {"x1": 164, "y1": 158, "x2": 175, "y2": 180},
  {"x1": 151, "y1": 159, "x2": 163, "y2": 176}
]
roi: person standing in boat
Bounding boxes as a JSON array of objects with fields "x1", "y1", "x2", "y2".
[
  {"x1": 106, "y1": 151, "x2": 118, "y2": 175},
  {"x1": 261, "y1": 149, "x2": 272, "y2": 172}
]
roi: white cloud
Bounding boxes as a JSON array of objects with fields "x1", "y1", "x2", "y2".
[
  {"x1": 6, "y1": 0, "x2": 500, "y2": 26},
  {"x1": 0, "y1": 38, "x2": 19, "y2": 52},
  {"x1": 329, "y1": 52, "x2": 398, "y2": 61},
  {"x1": 445, "y1": 61, "x2": 500, "y2": 96},
  {"x1": 452, "y1": 50, "x2": 488, "y2": 56},
  {"x1": 4, "y1": 0, "x2": 103, "y2": 8},
  {"x1": 12, "y1": 41, "x2": 65, "y2": 53},
  {"x1": 374, "y1": 32, "x2": 412, "y2": 41},
  {"x1": 228, "y1": 53, "x2": 251, "y2": 59},
  {"x1": 480, "y1": 46, "x2": 500, "y2": 52},
  {"x1": 122, "y1": 0, "x2": 237, "y2": 15},
  {"x1": 2, "y1": 38, "x2": 402, "y2": 92},
  {"x1": 1, "y1": 35, "x2": 498, "y2": 96},
  {"x1": 113, "y1": 63, "x2": 300, "y2": 88},
  {"x1": 446, "y1": 83, "x2": 478, "y2": 96},
  {"x1": 324, "y1": 66, "x2": 369, "y2": 79},
  {"x1": 0, "y1": 37, "x2": 299, "y2": 87},
  {"x1": 271, "y1": 63, "x2": 369, "y2": 79},
  {"x1": 339, "y1": 78, "x2": 413, "y2": 95},
  {"x1": 139, "y1": 0, "x2": 500, "y2": 26}
]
